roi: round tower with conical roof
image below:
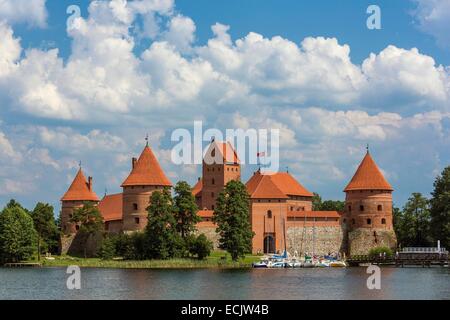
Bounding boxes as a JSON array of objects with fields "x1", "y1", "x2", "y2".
[
  {"x1": 60, "y1": 168, "x2": 100, "y2": 234},
  {"x1": 343, "y1": 150, "x2": 397, "y2": 256},
  {"x1": 121, "y1": 144, "x2": 172, "y2": 232}
]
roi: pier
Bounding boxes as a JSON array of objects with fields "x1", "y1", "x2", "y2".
[
  {"x1": 3, "y1": 263, "x2": 42, "y2": 268},
  {"x1": 347, "y1": 247, "x2": 449, "y2": 267}
]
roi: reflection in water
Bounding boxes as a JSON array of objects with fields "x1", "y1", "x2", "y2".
[{"x1": 0, "y1": 267, "x2": 448, "y2": 300}]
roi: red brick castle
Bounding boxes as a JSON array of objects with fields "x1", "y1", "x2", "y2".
[{"x1": 60, "y1": 141, "x2": 397, "y2": 256}]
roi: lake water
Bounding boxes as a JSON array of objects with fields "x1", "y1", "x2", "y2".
[{"x1": 0, "y1": 267, "x2": 449, "y2": 300}]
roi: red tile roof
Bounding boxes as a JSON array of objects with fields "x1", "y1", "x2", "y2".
[
  {"x1": 198, "y1": 210, "x2": 214, "y2": 218},
  {"x1": 61, "y1": 169, "x2": 99, "y2": 201},
  {"x1": 287, "y1": 211, "x2": 341, "y2": 218},
  {"x1": 98, "y1": 193, "x2": 123, "y2": 222},
  {"x1": 344, "y1": 152, "x2": 393, "y2": 192},
  {"x1": 246, "y1": 171, "x2": 313, "y2": 199},
  {"x1": 192, "y1": 178, "x2": 202, "y2": 197},
  {"x1": 204, "y1": 141, "x2": 240, "y2": 164},
  {"x1": 121, "y1": 145, "x2": 172, "y2": 187}
]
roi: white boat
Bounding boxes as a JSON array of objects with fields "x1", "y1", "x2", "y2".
[{"x1": 329, "y1": 261, "x2": 347, "y2": 268}]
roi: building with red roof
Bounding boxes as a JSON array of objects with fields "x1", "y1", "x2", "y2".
[
  {"x1": 60, "y1": 168, "x2": 100, "y2": 234},
  {"x1": 343, "y1": 150, "x2": 397, "y2": 255}
]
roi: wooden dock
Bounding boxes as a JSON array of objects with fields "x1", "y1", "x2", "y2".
[
  {"x1": 348, "y1": 253, "x2": 449, "y2": 267},
  {"x1": 3, "y1": 262, "x2": 42, "y2": 268}
]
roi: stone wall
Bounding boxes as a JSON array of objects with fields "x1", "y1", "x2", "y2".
[
  {"x1": 286, "y1": 226, "x2": 345, "y2": 256},
  {"x1": 196, "y1": 224, "x2": 220, "y2": 249},
  {"x1": 348, "y1": 228, "x2": 397, "y2": 256},
  {"x1": 59, "y1": 232, "x2": 103, "y2": 257}
]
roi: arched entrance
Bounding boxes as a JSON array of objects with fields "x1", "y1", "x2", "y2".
[{"x1": 263, "y1": 234, "x2": 275, "y2": 254}]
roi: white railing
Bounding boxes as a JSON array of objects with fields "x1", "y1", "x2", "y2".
[{"x1": 401, "y1": 247, "x2": 447, "y2": 253}]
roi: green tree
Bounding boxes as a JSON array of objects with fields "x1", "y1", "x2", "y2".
[
  {"x1": 392, "y1": 205, "x2": 403, "y2": 244},
  {"x1": 320, "y1": 200, "x2": 345, "y2": 212},
  {"x1": 5, "y1": 199, "x2": 30, "y2": 213},
  {"x1": 70, "y1": 202, "x2": 104, "y2": 235},
  {"x1": 98, "y1": 236, "x2": 116, "y2": 260},
  {"x1": 213, "y1": 180, "x2": 254, "y2": 261},
  {"x1": 401, "y1": 193, "x2": 432, "y2": 247},
  {"x1": 0, "y1": 205, "x2": 37, "y2": 264},
  {"x1": 430, "y1": 166, "x2": 450, "y2": 248},
  {"x1": 187, "y1": 234, "x2": 213, "y2": 260},
  {"x1": 31, "y1": 203, "x2": 59, "y2": 260},
  {"x1": 173, "y1": 181, "x2": 201, "y2": 239},
  {"x1": 144, "y1": 189, "x2": 181, "y2": 259},
  {"x1": 312, "y1": 193, "x2": 322, "y2": 211}
]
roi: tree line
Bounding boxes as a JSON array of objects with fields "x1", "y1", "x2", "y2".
[
  {"x1": 98, "y1": 180, "x2": 254, "y2": 261},
  {"x1": 393, "y1": 166, "x2": 450, "y2": 249},
  {"x1": 0, "y1": 180, "x2": 255, "y2": 264}
]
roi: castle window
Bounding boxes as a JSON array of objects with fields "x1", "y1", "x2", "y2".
[
  {"x1": 212, "y1": 205, "x2": 215, "y2": 210},
  {"x1": 135, "y1": 217, "x2": 140, "y2": 224},
  {"x1": 75, "y1": 225, "x2": 80, "y2": 231},
  {"x1": 211, "y1": 149, "x2": 216, "y2": 157},
  {"x1": 352, "y1": 219, "x2": 355, "y2": 225},
  {"x1": 133, "y1": 203, "x2": 138, "y2": 211},
  {"x1": 360, "y1": 205, "x2": 364, "y2": 211},
  {"x1": 290, "y1": 206, "x2": 294, "y2": 211},
  {"x1": 212, "y1": 178, "x2": 215, "y2": 185},
  {"x1": 227, "y1": 168, "x2": 229, "y2": 171},
  {"x1": 348, "y1": 205, "x2": 352, "y2": 212},
  {"x1": 381, "y1": 218, "x2": 386, "y2": 225},
  {"x1": 267, "y1": 210, "x2": 272, "y2": 219},
  {"x1": 367, "y1": 218, "x2": 372, "y2": 225},
  {"x1": 378, "y1": 205, "x2": 382, "y2": 211}
]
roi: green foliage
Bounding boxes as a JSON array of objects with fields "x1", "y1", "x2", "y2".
[
  {"x1": 312, "y1": 193, "x2": 322, "y2": 211},
  {"x1": 430, "y1": 166, "x2": 450, "y2": 248},
  {"x1": 173, "y1": 181, "x2": 201, "y2": 239},
  {"x1": 144, "y1": 189, "x2": 182, "y2": 260},
  {"x1": 5, "y1": 199, "x2": 30, "y2": 213},
  {"x1": 31, "y1": 203, "x2": 60, "y2": 256},
  {"x1": 312, "y1": 193, "x2": 344, "y2": 212},
  {"x1": 368, "y1": 246, "x2": 393, "y2": 259},
  {"x1": 213, "y1": 180, "x2": 254, "y2": 261},
  {"x1": 187, "y1": 234, "x2": 213, "y2": 260},
  {"x1": 98, "y1": 236, "x2": 116, "y2": 260},
  {"x1": 71, "y1": 202, "x2": 104, "y2": 235},
  {"x1": 0, "y1": 205, "x2": 37, "y2": 264}
]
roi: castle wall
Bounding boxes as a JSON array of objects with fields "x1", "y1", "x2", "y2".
[
  {"x1": 196, "y1": 222, "x2": 220, "y2": 249},
  {"x1": 122, "y1": 185, "x2": 165, "y2": 232},
  {"x1": 348, "y1": 228, "x2": 397, "y2": 256},
  {"x1": 286, "y1": 225, "x2": 345, "y2": 256},
  {"x1": 61, "y1": 200, "x2": 98, "y2": 234}
]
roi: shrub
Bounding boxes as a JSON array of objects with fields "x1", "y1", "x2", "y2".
[
  {"x1": 98, "y1": 236, "x2": 116, "y2": 260},
  {"x1": 188, "y1": 234, "x2": 213, "y2": 260},
  {"x1": 368, "y1": 246, "x2": 393, "y2": 259}
]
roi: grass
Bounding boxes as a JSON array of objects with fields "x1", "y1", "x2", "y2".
[{"x1": 34, "y1": 251, "x2": 261, "y2": 269}]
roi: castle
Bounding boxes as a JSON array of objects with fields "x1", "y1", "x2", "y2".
[{"x1": 60, "y1": 140, "x2": 397, "y2": 257}]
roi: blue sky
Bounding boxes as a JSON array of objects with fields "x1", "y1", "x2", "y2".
[{"x1": 0, "y1": 0, "x2": 449, "y2": 213}]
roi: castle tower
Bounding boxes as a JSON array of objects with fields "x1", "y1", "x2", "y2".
[
  {"x1": 121, "y1": 143, "x2": 172, "y2": 232},
  {"x1": 246, "y1": 170, "x2": 313, "y2": 254},
  {"x1": 199, "y1": 141, "x2": 240, "y2": 210},
  {"x1": 60, "y1": 168, "x2": 100, "y2": 234},
  {"x1": 344, "y1": 150, "x2": 397, "y2": 255}
]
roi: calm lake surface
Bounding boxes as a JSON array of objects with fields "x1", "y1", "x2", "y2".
[{"x1": 0, "y1": 267, "x2": 449, "y2": 300}]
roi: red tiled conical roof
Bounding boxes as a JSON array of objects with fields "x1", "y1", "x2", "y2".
[
  {"x1": 246, "y1": 171, "x2": 313, "y2": 199},
  {"x1": 344, "y1": 152, "x2": 393, "y2": 192},
  {"x1": 121, "y1": 145, "x2": 172, "y2": 187},
  {"x1": 61, "y1": 169, "x2": 99, "y2": 201}
]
